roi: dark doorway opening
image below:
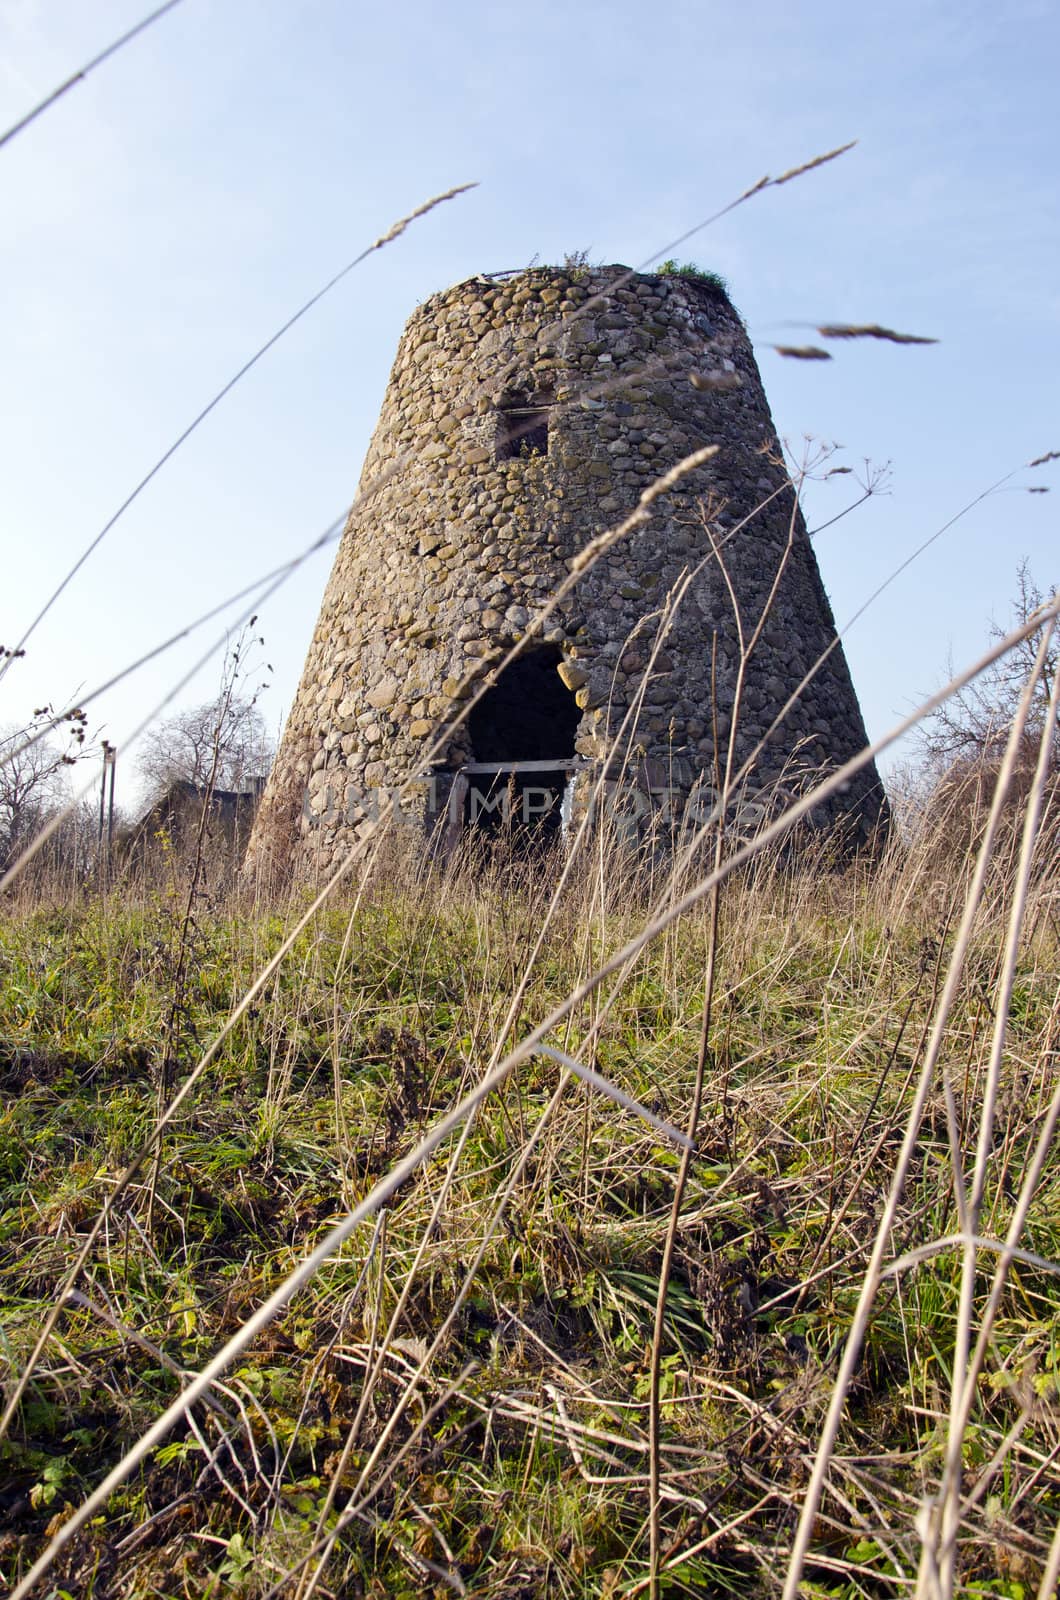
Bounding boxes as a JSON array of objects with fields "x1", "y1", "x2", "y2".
[
  {"x1": 498, "y1": 393, "x2": 551, "y2": 460},
  {"x1": 470, "y1": 646, "x2": 579, "y2": 762},
  {"x1": 464, "y1": 646, "x2": 580, "y2": 838}
]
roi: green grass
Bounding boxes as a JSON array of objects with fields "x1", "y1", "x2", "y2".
[
  {"x1": 0, "y1": 848, "x2": 1058, "y2": 1597},
  {"x1": 656, "y1": 260, "x2": 730, "y2": 296}
]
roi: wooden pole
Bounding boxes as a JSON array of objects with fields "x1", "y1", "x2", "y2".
[{"x1": 107, "y1": 747, "x2": 116, "y2": 854}]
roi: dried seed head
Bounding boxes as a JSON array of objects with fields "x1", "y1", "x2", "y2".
[
  {"x1": 371, "y1": 182, "x2": 478, "y2": 250},
  {"x1": 689, "y1": 369, "x2": 742, "y2": 391},
  {"x1": 773, "y1": 344, "x2": 832, "y2": 361},
  {"x1": 817, "y1": 323, "x2": 938, "y2": 345},
  {"x1": 772, "y1": 140, "x2": 857, "y2": 186}
]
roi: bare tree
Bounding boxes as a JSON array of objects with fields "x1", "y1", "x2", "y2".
[
  {"x1": 0, "y1": 706, "x2": 88, "y2": 874},
  {"x1": 909, "y1": 565, "x2": 1060, "y2": 859},
  {"x1": 136, "y1": 622, "x2": 275, "y2": 801},
  {"x1": 920, "y1": 562, "x2": 1059, "y2": 774},
  {"x1": 136, "y1": 694, "x2": 274, "y2": 799}
]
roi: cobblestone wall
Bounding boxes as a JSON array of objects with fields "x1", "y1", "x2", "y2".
[{"x1": 247, "y1": 265, "x2": 887, "y2": 875}]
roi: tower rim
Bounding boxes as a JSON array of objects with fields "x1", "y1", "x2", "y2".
[{"x1": 413, "y1": 261, "x2": 737, "y2": 322}]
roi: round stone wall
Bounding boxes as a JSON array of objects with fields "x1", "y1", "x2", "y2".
[{"x1": 248, "y1": 265, "x2": 886, "y2": 875}]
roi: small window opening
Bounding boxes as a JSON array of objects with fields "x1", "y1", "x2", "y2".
[{"x1": 498, "y1": 393, "x2": 552, "y2": 461}]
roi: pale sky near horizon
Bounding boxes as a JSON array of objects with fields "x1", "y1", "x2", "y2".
[{"x1": 1, "y1": 0, "x2": 1057, "y2": 810}]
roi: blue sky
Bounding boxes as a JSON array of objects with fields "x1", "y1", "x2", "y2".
[{"x1": 1, "y1": 0, "x2": 1056, "y2": 808}]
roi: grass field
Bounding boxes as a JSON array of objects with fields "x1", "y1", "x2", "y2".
[
  {"x1": 2, "y1": 795, "x2": 1059, "y2": 1598},
  {"x1": 0, "y1": 82, "x2": 1057, "y2": 1598}
]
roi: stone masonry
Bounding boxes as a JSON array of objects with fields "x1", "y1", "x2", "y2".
[{"x1": 247, "y1": 265, "x2": 887, "y2": 875}]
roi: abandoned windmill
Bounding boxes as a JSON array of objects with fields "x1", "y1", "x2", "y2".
[{"x1": 247, "y1": 265, "x2": 886, "y2": 875}]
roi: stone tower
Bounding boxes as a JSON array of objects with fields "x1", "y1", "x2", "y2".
[{"x1": 248, "y1": 265, "x2": 886, "y2": 875}]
